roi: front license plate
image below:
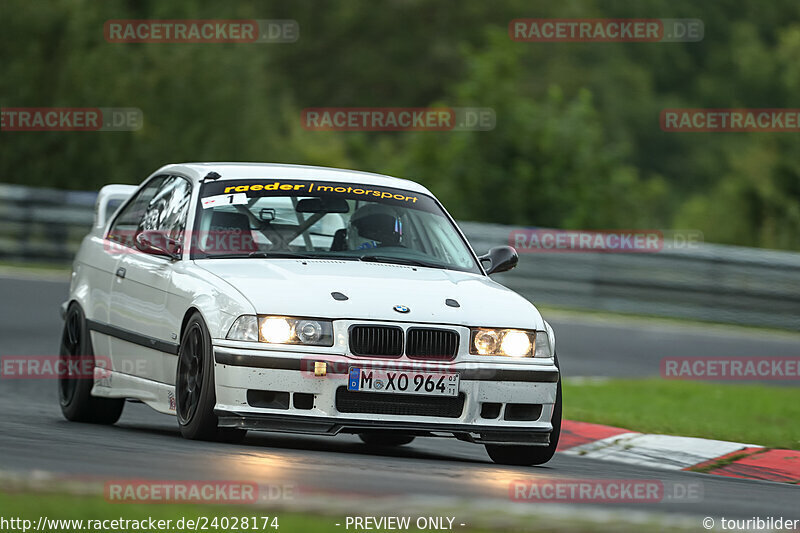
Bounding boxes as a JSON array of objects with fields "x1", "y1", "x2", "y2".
[{"x1": 347, "y1": 367, "x2": 459, "y2": 397}]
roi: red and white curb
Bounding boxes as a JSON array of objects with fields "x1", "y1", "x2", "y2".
[{"x1": 558, "y1": 421, "x2": 800, "y2": 484}]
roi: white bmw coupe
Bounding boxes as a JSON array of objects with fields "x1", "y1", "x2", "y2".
[{"x1": 59, "y1": 163, "x2": 561, "y2": 465}]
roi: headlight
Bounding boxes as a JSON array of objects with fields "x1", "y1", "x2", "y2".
[
  {"x1": 473, "y1": 329, "x2": 500, "y2": 354},
  {"x1": 226, "y1": 315, "x2": 334, "y2": 346},
  {"x1": 470, "y1": 328, "x2": 548, "y2": 357},
  {"x1": 261, "y1": 317, "x2": 293, "y2": 343},
  {"x1": 502, "y1": 330, "x2": 531, "y2": 356},
  {"x1": 534, "y1": 331, "x2": 552, "y2": 358},
  {"x1": 226, "y1": 315, "x2": 259, "y2": 342}
]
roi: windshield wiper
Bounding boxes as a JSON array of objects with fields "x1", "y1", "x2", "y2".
[
  {"x1": 358, "y1": 254, "x2": 442, "y2": 269},
  {"x1": 251, "y1": 251, "x2": 317, "y2": 259},
  {"x1": 206, "y1": 251, "x2": 369, "y2": 261}
]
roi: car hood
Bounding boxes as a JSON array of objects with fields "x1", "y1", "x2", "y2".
[{"x1": 196, "y1": 259, "x2": 543, "y2": 329}]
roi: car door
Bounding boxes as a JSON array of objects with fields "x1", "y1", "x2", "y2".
[
  {"x1": 108, "y1": 176, "x2": 192, "y2": 383},
  {"x1": 100, "y1": 177, "x2": 167, "y2": 367}
]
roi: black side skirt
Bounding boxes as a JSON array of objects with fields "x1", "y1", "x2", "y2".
[{"x1": 87, "y1": 319, "x2": 179, "y2": 355}]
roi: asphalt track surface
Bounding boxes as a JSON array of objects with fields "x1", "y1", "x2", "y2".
[{"x1": 1, "y1": 275, "x2": 799, "y2": 523}]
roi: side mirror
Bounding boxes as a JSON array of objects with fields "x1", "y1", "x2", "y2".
[
  {"x1": 479, "y1": 245, "x2": 518, "y2": 275},
  {"x1": 135, "y1": 231, "x2": 180, "y2": 260}
]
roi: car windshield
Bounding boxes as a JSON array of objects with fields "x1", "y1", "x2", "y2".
[{"x1": 192, "y1": 178, "x2": 481, "y2": 273}]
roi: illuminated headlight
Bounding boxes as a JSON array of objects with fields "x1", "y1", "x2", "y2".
[
  {"x1": 502, "y1": 330, "x2": 532, "y2": 356},
  {"x1": 226, "y1": 315, "x2": 333, "y2": 346},
  {"x1": 470, "y1": 328, "x2": 544, "y2": 357},
  {"x1": 260, "y1": 317, "x2": 293, "y2": 344},
  {"x1": 473, "y1": 329, "x2": 500, "y2": 354}
]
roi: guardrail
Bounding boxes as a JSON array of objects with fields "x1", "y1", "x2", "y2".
[
  {"x1": 0, "y1": 184, "x2": 96, "y2": 263},
  {"x1": 460, "y1": 222, "x2": 800, "y2": 331},
  {"x1": 1, "y1": 184, "x2": 798, "y2": 330}
]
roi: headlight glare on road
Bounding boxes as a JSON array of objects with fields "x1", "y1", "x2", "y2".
[
  {"x1": 470, "y1": 328, "x2": 535, "y2": 357},
  {"x1": 225, "y1": 315, "x2": 259, "y2": 342},
  {"x1": 257, "y1": 316, "x2": 334, "y2": 347}
]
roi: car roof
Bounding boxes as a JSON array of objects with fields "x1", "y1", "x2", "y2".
[{"x1": 151, "y1": 162, "x2": 434, "y2": 196}]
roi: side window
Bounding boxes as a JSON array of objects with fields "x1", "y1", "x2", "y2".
[
  {"x1": 107, "y1": 176, "x2": 167, "y2": 248},
  {"x1": 139, "y1": 176, "x2": 192, "y2": 243}
]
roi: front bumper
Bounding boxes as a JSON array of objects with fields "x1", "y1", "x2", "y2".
[{"x1": 213, "y1": 344, "x2": 559, "y2": 445}]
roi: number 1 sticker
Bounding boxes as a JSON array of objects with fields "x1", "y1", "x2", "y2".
[{"x1": 201, "y1": 193, "x2": 248, "y2": 209}]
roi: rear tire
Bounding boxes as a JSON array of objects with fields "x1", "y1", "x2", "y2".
[
  {"x1": 176, "y1": 311, "x2": 246, "y2": 443},
  {"x1": 359, "y1": 433, "x2": 415, "y2": 447},
  {"x1": 58, "y1": 304, "x2": 124, "y2": 424},
  {"x1": 485, "y1": 355, "x2": 562, "y2": 466}
]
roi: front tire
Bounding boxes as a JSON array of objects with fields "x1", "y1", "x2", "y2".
[
  {"x1": 175, "y1": 312, "x2": 246, "y2": 443},
  {"x1": 59, "y1": 303, "x2": 124, "y2": 424},
  {"x1": 485, "y1": 356, "x2": 562, "y2": 466}
]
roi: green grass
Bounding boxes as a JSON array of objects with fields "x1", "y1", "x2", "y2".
[
  {"x1": 0, "y1": 490, "x2": 700, "y2": 533},
  {"x1": 0, "y1": 492, "x2": 364, "y2": 533},
  {"x1": 538, "y1": 303, "x2": 800, "y2": 337},
  {"x1": 0, "y1": 260, "x2": 70, "y2": 274},
  {"x1": 563, "y1": 378, "x2": 800, "y2": 450},
  {"x1": 689, "y1": 451, "x2": 758, "y2": 474}
]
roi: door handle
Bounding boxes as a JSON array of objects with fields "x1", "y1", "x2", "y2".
[{"x1": 116, "y1": 267, "x2": 126, "y2": 279}]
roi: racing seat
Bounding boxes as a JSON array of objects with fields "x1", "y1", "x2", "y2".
[
  {"x1": 205, "y1": 211, "x2": 258, "y2": 254},
  {"x1": 351, "y1": 212, "x2": 401, "y2": 246},
  {"x1": 330, "y1": 229, "x2": 347, "y2": 251}
]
